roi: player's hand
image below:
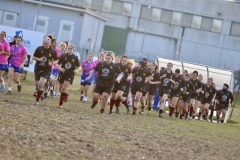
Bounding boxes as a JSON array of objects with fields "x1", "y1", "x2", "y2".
[
  {"x1": 162, "y1": 74, "x2": 166, "y2": 78},
  {"x1": 74, "y1": 70, "x2": 78, "y2": 75},
  {"x1": 59, "y1": 68, "x2": 65, "y2": 72},
  {"x1": 180, "y1": 88, "x2": 183, "y2": 92},
  {"x1": 38, "y1": 57, "x2": 43, "y2": 61},
  {"x1": 186, "y1": 92, "x2": 189, "y2": 95},
  {"x1": 19, "y1": 64, "x2": 24, "y2": 69},
  {"x1": 30, "y1": 60, "x2": 33, "y2": 64},
  {"x1": 86, "y1": 76, "x2": 91, "y2": 81},
  {"x1": 116, "y1": 78, "x2": 121, "y2": 83},
  {"x1": 48, "y1": 61, "x2": 53, "y2": 66},
  {"x1": 211, "y1": 99, "x2": 214, "y2": 105},
  {"x1": 126, "y1": 76, "x2": 131, "y2": 81}
]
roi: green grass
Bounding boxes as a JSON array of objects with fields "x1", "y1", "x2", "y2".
[{"x1": 0, "y1": 73, "x2": 240, "y2": 160}]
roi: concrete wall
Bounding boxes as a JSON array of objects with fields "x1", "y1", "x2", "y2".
[
  {"x1": 108, "y1": 0, "x2": 240, "y2": 71},
  {"x1": 2, "y1": 0, "x2": 240, "y2": 70},
  {"x1": 0, "y1": 0, "x2": 105, "y2": 56}
]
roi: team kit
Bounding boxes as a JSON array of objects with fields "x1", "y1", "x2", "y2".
[{"x1": 0, "y1": 32, "x2": 234, "y2": 124}]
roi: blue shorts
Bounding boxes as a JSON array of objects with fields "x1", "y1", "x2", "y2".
[
  {"x1": 92, "y1": 77, "x2": 96, "y2": 84},
  {"x1": 0, "y1": 64, "x2": 9, "y2": 71},
  {"x1": 81, "y1": 74, "x2": 92, "y2": 85},
  {"x1": 9, "y1": 63, "x2": 23, "y2": 73},
  {"x1": 50, "y1": 69, "x2": 60, "y2": 80}
]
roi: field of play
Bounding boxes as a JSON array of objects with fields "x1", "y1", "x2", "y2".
[{"x1": 0, "y1": 73, "x2": 240, "y2": 160}]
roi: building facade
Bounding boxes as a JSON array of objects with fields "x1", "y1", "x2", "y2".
[{"x1": 1, "y1": 0, "x2": 240, "y2": 70}]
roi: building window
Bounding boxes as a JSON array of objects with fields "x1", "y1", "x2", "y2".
[
  {"x1": 171, "y1": 12, "x2": 182, "y2": 25},
  {"x1": 102, "y1": 0, "x2": 112, "y2": 12},
  {"x1": 160, "y1": 9, "x2": 172, "y2": 24},
  {"x1": 140, "y1": 6, "x2": 152, "y2": 20},
  {"x1": 91, "y1": 0, "x2": 103, "y2": 11},
  {"x1": 151, "y1": 8, "x2": 161, "y2": 21},
  {"x1": 58, "y1": 20, "x2": 74, "y2": 42},
  {"x1": 191, "y1": 15, "x2": 202, "y2": 29},
  {"x1": 2, "y1": 11, "x2": 18, "y2": 27},
  {"x1": 122, "y1": 2, "x2": 132, "y2": 16},
  {"x1": 82, "y1": 0, "x2": 92, "y2": 8},
  {"x1": 111, "y1": 1, "x2": 123, "y2": 14},
  {"x1": 181, "y1": 13, "x2": 193, "y2": 27},
  {"x1": 230, "y1": 22, "x2": 240, "y2": 37},
  {"x1": 201, "y1": 17, "x2": 213, "y2": 31},
  {"x1": 34, "y1": 15, "x2": 49, "y2": 34},
  {"x1": 212, "y1": 19, "x2": 222, "y2": 33}
]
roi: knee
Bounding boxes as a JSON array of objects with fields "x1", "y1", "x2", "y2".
[
  {"x1": 102, "y1": 94, "x2": 109, "y2": 100},
  {"x1": 135, "y1": 97, "x2": 140, "y2": 102},
  {"x1": 61, "y1": 87, "x2": 67, "y2": 93}
]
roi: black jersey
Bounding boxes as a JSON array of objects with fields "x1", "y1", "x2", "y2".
[
  {"x1": 132, "y1": 67, "x2": 152, "y2": 85},
  {"x1": 58, "y1": 53, "x2": 80, "y2": 74},
  {"x1": 118, "y1": 64, "x2": 131, "y2": 83},
  {"x1": 190, "y1": 79, "x2": 202, "y2": 96},
  {"x1": 94, "y1": 62, "x2": 121, "y2": 84},
  {"x1": 216, "y1": 89, "x2": 234, "y2": 105},
  {"x1": 34, "y1": 46, "x2": 57, "y2": 71},
  {"x1": 172, "y1": 75, "x2": 185, "y2": 92},
  {"x1": 181, "y1": 80, "x2": 194, "y2": 96},
  {"x1": 202, "y1": 85, "x2": 216, "y2": 100},
  {"x1": 151, "y1": 71, "x2": 160, "y2": 82},
  {"x1": 160, "y1": 70, "x2": 174, "y2": 88}
]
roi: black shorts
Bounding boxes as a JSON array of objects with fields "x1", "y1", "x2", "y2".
[
  {"x1": 58, "y1": 73, "x2": 75, "y2": 84},
  {"x1": 159, "y1": 86, "x2": 171, "y2": 97},
  {"x1": 94, "y1": 82, "x2": 114, "y2": 95},
  {"x1": 123, "y1": 82, "x2": 131, "y2": 97},
  {"x1": 179, "y1": 94, "x2": 191, "y2": 103},
  {"x1": 35, "y1": 70, "x2": 51, "y2": 81},
  {"x1": 215, "y1": 104, "x2": 229, "y2": 111},
  {"x1": 148, "y1": 84, "x2": 157, "y2": 96},
  {"x1": 131, "y1": 83, "x2": 146, "y2": 95},
  {"x1": 196, "y1": 95, "x2": 203, "y2": 102},
  {"x1": 112, "y1": 82, "x2": 126, "y2": 93},
  {"x1": 170, "y1": 90, "x2": 181, "y2": 98},
  {"x1": 201, "y1": 98, "x2": 211, "y2": 105}
]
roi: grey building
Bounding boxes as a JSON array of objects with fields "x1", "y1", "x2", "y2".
[{"x1": 1, "y1": 0, "x2": 240, "y2": 71}]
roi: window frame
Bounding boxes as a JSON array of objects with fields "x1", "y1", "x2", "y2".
[
  {"x1": 2, "y1": 11, "x2": 18, "y2": 27},
  {"x1": 58, "y1": 20, "x2": 75, "y2": 42},
  {"x1": 33, "y1": 15, "x2": 49, "y2": 34}
]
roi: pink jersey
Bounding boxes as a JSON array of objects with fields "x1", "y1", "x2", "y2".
[
  {"x1": 93, "y1": 60, "x2": 100, "y2": 78},
  {"x1": 52, "y1": 48, "x2": 62, "y2": 69},
  {"x1": 0, "y1": 40, "x2": 10, "y2": 65},
  {"x1": 82, "y1": 60, "x2": 96, "y2": 75},
  {"x1": 10, "y1": 45, "x2": 27, "y2": 67}
]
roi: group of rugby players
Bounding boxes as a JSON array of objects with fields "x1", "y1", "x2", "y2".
[{"x1": 0, "y1": 31, "x2": 234, "y2": 124}]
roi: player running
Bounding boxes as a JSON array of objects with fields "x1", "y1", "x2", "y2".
[
  {"x1": 33, "y1": 37, "x2": 57, "y2": 105},
  {"x1": 178, "y1": 74, "x2": 194, "y2": 119},
  {"x1": 91, "y1": 53, "x2": 105, "y2": 93},
  {"x1": 49, "y1": 39, "x2": 62, "y2": 97},
  {"x1": 199, "y1": 78, "x2": 216, "y2": 121},
  {"x1": 158, "y1": 62, "x2": 174, "y2": 117},
  {"x1": 7, "y1": 36, "x2": 27, "y2": 94},
  {"x1": 80, "y1": 52, "x2": 95, "y2": 102},
  {"x1": 215, "y1": 83, "x2": 233, "y2": 124},
  {"x1": 57, "y1": 44, "x2": 80, "y2": 108},
  {"x1": 109, "y1": 55, "x2": 131, "y2": 114},
  {"x1": 0, "y1": 31, "x2": 10, "y2": 92},
  {"x1": 86, "y1": 52, "x2": 123, "y2": 114},
  {"x1": 147, "y1": 62, "x2": 160, "y2": 114},
  {"x1": 169, "y1": 69, "x2": 185, "y2": 117},
  {"x1": 189, "y1": 71, "x2": 202, "y2": 120},
  {"x1": 131, "y1": 60, "x2": 152, "y2": 115}
]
